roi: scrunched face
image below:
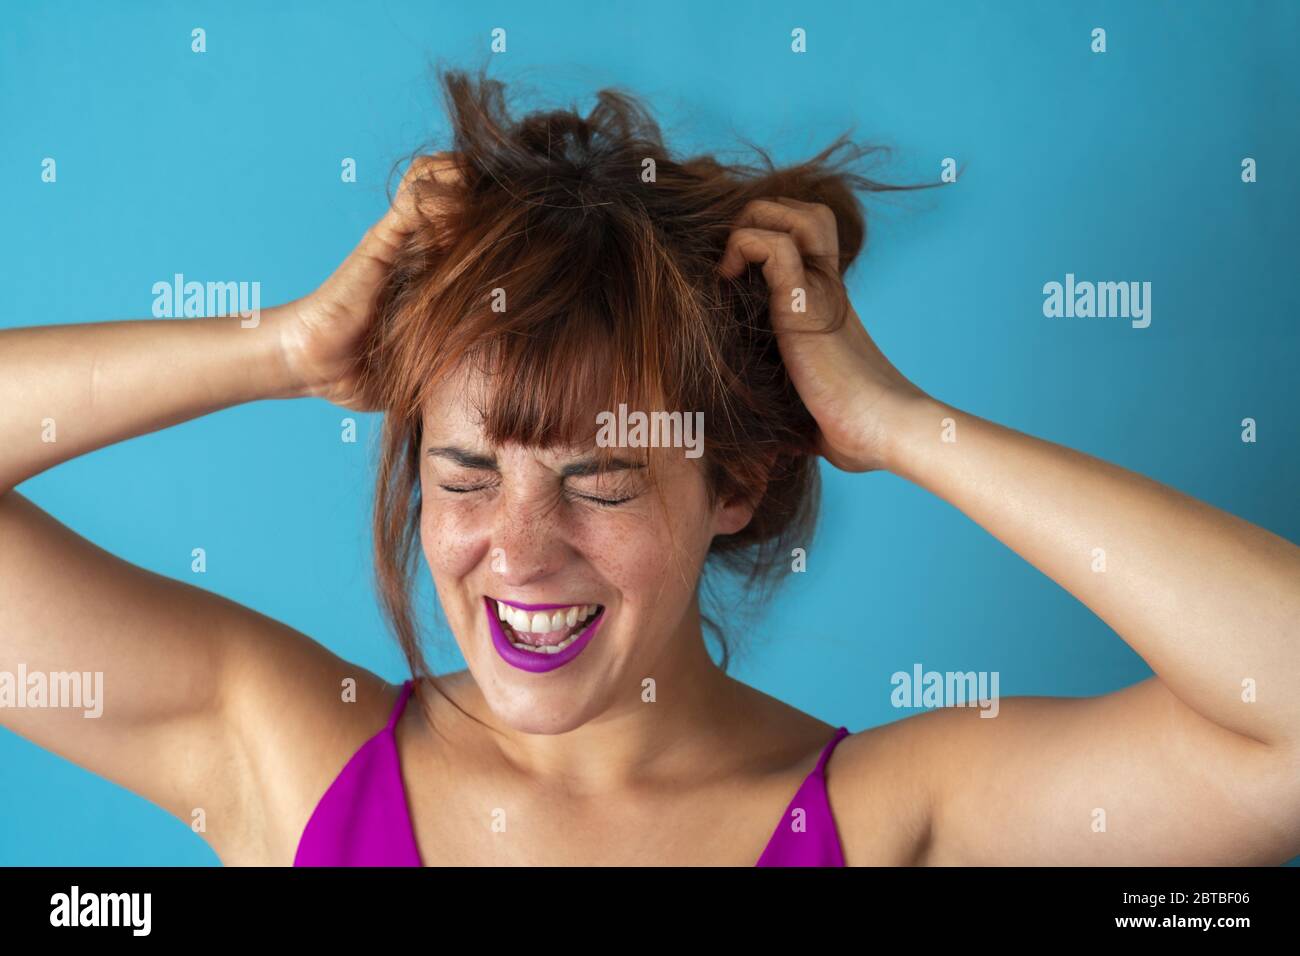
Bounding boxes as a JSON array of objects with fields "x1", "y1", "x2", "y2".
[{"x1": 418, "y1": 361, "x2": 754, "y2": 735}]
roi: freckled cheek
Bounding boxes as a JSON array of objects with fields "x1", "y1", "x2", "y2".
[
  {"x1": 419, "y1": 501, "x2": 488, "y2": 579},
  {"x1": 574, "y1": 518, "x2": 696, "y2": 614},
  {"x1": 567, "y1": 522, "x2": 640, "y2": 593},
  {"x1": 416, "y1": 498, "x2": 705, "y2": 613}
]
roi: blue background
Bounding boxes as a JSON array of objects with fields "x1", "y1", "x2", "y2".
[{"x1": 1, "y1": 0, "x2": 1296, "y2": 865}]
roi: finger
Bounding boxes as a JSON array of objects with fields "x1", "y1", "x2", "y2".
[
  {"x1": 397, "y1": 152, "x2": 465, "y2": 202},
  {"x1": 363, "y1": 203, "x2": 415, "y2": 260},
  {"x1": 717, "y1": 227, "x2": 806, "y2": 297},
  {"x1": 731, "y1": 198, "x2": 838, "y2": 261},
  {"x1": 376, "y1": 153, "x2": 465, "y2": 244}
]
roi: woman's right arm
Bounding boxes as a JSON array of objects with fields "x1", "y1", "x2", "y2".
[
  {"x1": 0, "y1": 309, "x2": 362, "y2": 861},
  {"x1": 0, "y1": 153, "x2": 463, "y2": 862}
]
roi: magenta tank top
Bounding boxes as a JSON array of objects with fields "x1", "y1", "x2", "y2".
[{"x1": 294, "y1": 679, "x2": 851, "y2": 866}]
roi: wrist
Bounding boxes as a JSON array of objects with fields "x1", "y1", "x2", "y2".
[
  {"x1": 878, "y1": 390, "x2": 950, "y2": 477},
  {"x1": 264, "y1": 301, "x2": 318, "y2": 400}
]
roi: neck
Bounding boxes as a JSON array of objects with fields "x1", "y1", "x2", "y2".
[{"x1": 447, "y1": 593, "x2": 749, "y2": 793}]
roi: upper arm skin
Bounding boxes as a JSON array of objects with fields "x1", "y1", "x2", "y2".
[
  {"x1": 0, "y1": 490, "x2": 392, "y2": 862},
  {"x1": 892, "y1": 676, "x2": 1300, "y2": 865},
  {"x1": 826, "y1": 717, "x2": 937, "y2": 865}
]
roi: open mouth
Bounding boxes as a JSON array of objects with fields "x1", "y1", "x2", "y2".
[{"x1": 490, "y1": 599, "x2": 605, "y2": 656}]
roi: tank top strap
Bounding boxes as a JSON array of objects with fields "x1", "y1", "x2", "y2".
[
  {"x1": 384, "y1": 679, "x2": 416, "y2": 733},
  {"x1": 812, "y1": 726, "x2": 851, "y2": 776}
]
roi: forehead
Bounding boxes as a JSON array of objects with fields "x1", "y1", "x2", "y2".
[
  {"x1": 421, "y1": 364, "x2": 712, "y2": 486},
  {"x1": 420, "y1": 351, "x2": 609, "y2": 447},
  {"x1": 418, "y1": 362, "x2": 627, "y2": 466},
  {"x1": 421, "y1": 363, "x2": 489, "y2": 434},
  {"x1": 417, "y1": 352, "x2": 703, "y2": 482},
  {"x1": 421, "y1": 361, "x2": 570, "y2": 427}
]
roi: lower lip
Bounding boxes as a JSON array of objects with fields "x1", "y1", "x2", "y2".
[{"x1": 486, "y1": 598, "x2": 607, "y2": 674}]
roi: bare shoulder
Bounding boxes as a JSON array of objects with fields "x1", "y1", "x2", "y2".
[
  {"x1": 824, "y1": 680, "x2": 1211, "y2": 866},
  {"x1": 209, "y1": 626, "x2": 403, "y2": 864},
  {"x1": 818, "y1": 689, "x2": 1081, "y2": 866},
  {"x1": 723, "y1": 681, "x2": 940, "y2": 864},
  {"x1": 821, "y1": 705, "x2": 950, "y2": 866}
]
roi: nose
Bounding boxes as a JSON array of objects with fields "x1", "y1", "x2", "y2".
[{"x1": 488, "y1": 486, "x2": 573, "y2": 588}]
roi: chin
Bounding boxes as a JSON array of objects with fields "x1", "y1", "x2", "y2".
[
  {"x1": 443, "y1": 597, "x2": 614, "y2": 735},
  {"x1": 477, "y1": 676, "x2": 603, "y2": 736}
]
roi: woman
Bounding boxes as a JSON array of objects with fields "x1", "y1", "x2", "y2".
[{"x1": 2, "y1": 71, "x2": 1298, "y2": 867}]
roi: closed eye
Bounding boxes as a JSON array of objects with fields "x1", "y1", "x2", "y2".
[
  {"x1": 438, "y1": 484, "x2": 635, "y2": 508},
  {"x1": 571, "y1": 492, "x2": 635, "y2": 508}
]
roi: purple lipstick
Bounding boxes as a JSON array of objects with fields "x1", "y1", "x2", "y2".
[{"x1": 486, "y1": 596, "x2": 607, "y2": 673}]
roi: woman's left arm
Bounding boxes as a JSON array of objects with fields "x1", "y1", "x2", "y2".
[
  {"x1": 722, "y1": 197, "x2": 1300, "y2": 863},
  {"x1": 882, "y1": 391, "x2": 1300, "y2": 748}
]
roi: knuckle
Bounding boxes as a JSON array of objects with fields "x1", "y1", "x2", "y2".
[
  {"x1": 773, "y1": 232, "x2": 800, "y2": 254},
  {"x1": 403, "y1": 153, "x2": 455, "y2": 185},
  {"x1": 811, "y1": 202, "x2": 837, "y2": 228},
  {"x1": 405, "y1": 155, "x2": 434, "y2": 177}
]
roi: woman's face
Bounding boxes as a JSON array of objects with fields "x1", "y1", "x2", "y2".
[{"x1": 418, "y1": 363, "x2": 754, "y2": 734}]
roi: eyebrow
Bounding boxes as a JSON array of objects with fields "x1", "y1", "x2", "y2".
[{"x1": 425, "y1": 446, "x2": 646, "y2": 478}]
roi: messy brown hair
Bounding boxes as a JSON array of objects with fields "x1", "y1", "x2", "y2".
[{"x1": 356, "y1": 67, "x2": 918, "y2": 683}]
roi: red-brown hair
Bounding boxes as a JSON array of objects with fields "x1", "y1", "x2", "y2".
[{"x1": 355, "y1": 68, "x2": 919, "y2": 683}]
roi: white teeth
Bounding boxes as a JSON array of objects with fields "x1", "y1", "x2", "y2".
[
  {"x1": 494, "y1": 600, "x2": 604, "y2": 655},
  {"x1": 508, "y1": 629, "x2": 582, "y2": 654},
  {"x1": 495, "y1": 601, "x2": 602, "y2": 644},
  {"x1": 494, "y1": 601, "x2": 600, "y2": 630}
]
